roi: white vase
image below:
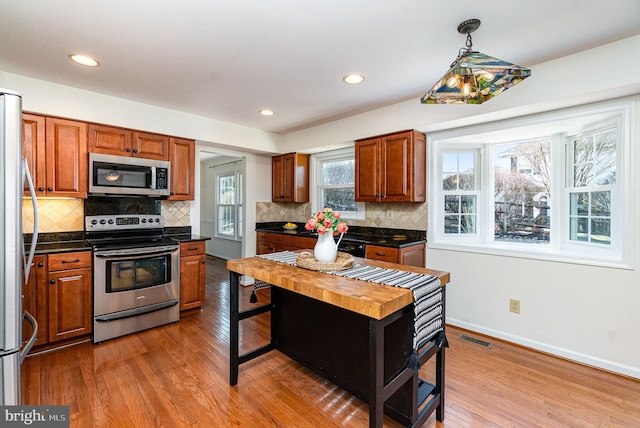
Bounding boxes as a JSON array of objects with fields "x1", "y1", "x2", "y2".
[{"x1": 314, "y1": 232, "x2": 341, "y2": 263}]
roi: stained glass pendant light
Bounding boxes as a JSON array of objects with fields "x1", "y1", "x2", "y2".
[{"x1": 421, "y1": 19, "x2": 531, "y2": 104}]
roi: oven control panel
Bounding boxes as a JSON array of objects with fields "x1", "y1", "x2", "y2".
[{"x1": 85, "y1": 214, "x2": 165, "y2": 231}]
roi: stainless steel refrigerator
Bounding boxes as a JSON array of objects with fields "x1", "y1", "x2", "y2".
[{"x1": 1, "y1": 88, "x2": 39, "y2": 405}]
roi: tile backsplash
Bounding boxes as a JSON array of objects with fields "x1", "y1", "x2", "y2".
[
  {"x1": 22, "y1": 198, "x2": 84, "y2": 233},
  {"x1": 255, "y1": 201, "x2": 427, "y2": 231},
  {"x1": 21, "y1": 198, "x2": 190, "y2": 233}
]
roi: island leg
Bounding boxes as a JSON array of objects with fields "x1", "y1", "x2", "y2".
[
  {"x1": 229, "y1": 270, "x2": 240, "y2": 386},
  {"x1": 368, "y1": 318, "x2": 384, "y2": 428}
]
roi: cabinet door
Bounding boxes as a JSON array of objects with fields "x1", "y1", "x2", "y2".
[
  {"x1": 355, "y1": 139, "x2": 381, "y2": 202},
  {"x1": 22, "y1": 255, "x2": 48, "y2": 347},
  {"x1": 272, "y1": 155, "x2": 286, "y2": 201},
  {"x1": 45, "y1": 117, "x2": 88, "y2": 198},
  {"x1": 399, "y1": 244, "x2": 426, "y2": 268},
  {"x1": 132, "y1": 131, "x2": 169, "y2": 160},
  {"x1": 47, "y1": 267, "x2": 93, "y2": 343},
  {"x1": 168, "y1": 138, "x2": 195, "y2": 200},
  {"x1": 180, "y1": 254, "x2": 206, "y2": 311},
  {"x1": 88, "y1": 124, "x2": 132, "y2": 156},
  {"x1": 22, "y1": 114, "x2": 46, "y2": 196},
  {"x1": 382, "y1": 133, "x2": 411, "y2": 201}
]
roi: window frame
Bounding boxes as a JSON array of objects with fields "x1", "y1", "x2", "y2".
[
  {"x1": 310, "y1": 147, "x2": 365, "y2": 220},
  {"x1": 427, "y1": 99, "x2": 635, "y2": 269}
]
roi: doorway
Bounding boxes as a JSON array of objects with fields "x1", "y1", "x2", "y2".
[{"x1": 200, "y1": 152, "x2": 244, "y2": 260}]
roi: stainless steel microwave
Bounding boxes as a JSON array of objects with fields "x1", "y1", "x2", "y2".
[{"x1": 89, "y1": 153, "x2": 170, "y2": 197}]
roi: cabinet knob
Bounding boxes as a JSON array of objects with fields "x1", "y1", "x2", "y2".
[
  {"x1": 201, "y1": 260, "x2": 205, "y2": 264},
  {"x1": 170, "y1": 192, "x2": 175, "y2": 195},
  {"x1": 133, "y1": 149, "x2": 139, "y2": 153},
  {"x1": 38, "y1": 187, "x2": 44, "y2": 192},
  {"x1": 50, "y1": 279, "x2": 56, "y2": 284},
  {"x1": 61, "y1": 259, "x2": 80, "y2": 264},
  {"x1": 381, "y1": 193, "x2": 385, "y2": 197},
  {"x1": 126, "y1": 148, "x2": 131, "y2": 152},
  {"x1": 37, "y1": 262, "x2": 44, "y2": 267},
  {"x1": 47, "y1": 187, "x2": 53, "y2": 191}
]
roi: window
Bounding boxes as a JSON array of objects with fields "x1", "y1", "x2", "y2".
[
  {"x1": 216, "y1": 171, "x2": 243, "y2": 240},
  {"x1": 310, "y1": 147, "x2": 365, "y2": 220},
  {"x1": 428, "y1": 100, "x2": 634, "y2": 268},
  {"x1": 443, "y1": 151, "x2": 479, "y2": 234}
]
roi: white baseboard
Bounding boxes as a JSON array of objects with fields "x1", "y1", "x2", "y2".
[{"x1": 447, "y1": 318, "x2": 640, "y2": 380}]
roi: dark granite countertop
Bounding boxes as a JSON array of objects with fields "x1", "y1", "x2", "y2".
[
  {"x1": 31, "y1": 240, "x2": 93, "y2": 255},
  {"x1": 166, "y1": 234, "x2": 211, "y2": 243},
  {"x1": 163, "y1": 226, "x2": 210, "y2": 243},
  {"x1": 24, "y1": 228, "x2": 210, "y2": 255},
  {"x1": 256, "y1": 222, "x2": 426, "y2": 248}
]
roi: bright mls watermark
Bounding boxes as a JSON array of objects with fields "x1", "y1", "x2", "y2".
[{"x1": 1, "y1": 406, "x2": 69, "y2": 427}]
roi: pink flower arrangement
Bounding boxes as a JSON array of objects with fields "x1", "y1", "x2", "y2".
[{"x1": 305, "y1": 207, "x2": 348, "y2": 236}]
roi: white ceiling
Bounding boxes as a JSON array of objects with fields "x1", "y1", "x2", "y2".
[{"x1": 1, "y1": 1, "x2": 639, "y2": 135}]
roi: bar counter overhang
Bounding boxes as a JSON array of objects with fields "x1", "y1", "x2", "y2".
[{"x1": 227, "y1": 253, "x2": 450, "y2": 428}]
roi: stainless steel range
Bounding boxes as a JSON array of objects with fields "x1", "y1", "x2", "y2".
[{"x1": 86, "y1": 214, "x2": 180, "y2": 343}]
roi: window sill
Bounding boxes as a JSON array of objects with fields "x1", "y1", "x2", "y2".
[{"x1": 427, "y1": 241, "x2": 633, "y2": 270}]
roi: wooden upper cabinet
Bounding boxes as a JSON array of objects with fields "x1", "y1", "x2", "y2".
[
  {"x1": 87, "y1": 124, "x2": 131, "y2": 156},
  {"x1": 272, "y1": 153, "x2": 309, "y2": 202},
  {"x1": 355, "y1": 130, "x2": 425, "y2": 202},
  {"x1": 168, "y1": 137, "x2": 195, "y2": 200},
  {"x1": 88, "y1": 124, "x2": 169, "y2": 160},
  {"x1": 41, "y1": 117, "x2": 88, "y2": 198},
  {"x1": 132, "y1": 131, "x2": 169, "y2": 160},
  {"x1": 22, "y1": 113, "x2": 46, "y2": 196}
]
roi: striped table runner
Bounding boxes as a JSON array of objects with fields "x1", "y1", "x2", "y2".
[{"x1": 253, "y1": 251, "x2": 448, "y2": 369}]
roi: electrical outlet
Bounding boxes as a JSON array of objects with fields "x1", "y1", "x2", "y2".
[
  {"x1": 509, "y1": 299, "x2": 521, "y2": 314},
  {"x1": 386, "y1": 211, "x2": 394, "y2": 219}
]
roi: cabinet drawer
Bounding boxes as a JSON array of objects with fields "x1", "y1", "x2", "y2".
[
  {"x1": 180, "y1": 241, "x2": 205, "y2": 256},
  {"x1": 257, "y1": 232, "x2": 289, "y2": 246},
  {"x1": 365, "y1": 245, "x2": 398, "y2": 263},
  {"x1": 47, "y1": 251, "x2": 92, "y2": 271},
  {"x1": 288, "y1": 235, "x2": 315, "y2": 250}
]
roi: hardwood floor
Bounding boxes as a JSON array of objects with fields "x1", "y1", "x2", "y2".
[{"x1": 22, "y1": 257, "x2": 640, "y2": 427}]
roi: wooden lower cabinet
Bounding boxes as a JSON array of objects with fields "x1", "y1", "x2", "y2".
[
  {"x1": 47, "y1": 251, "x2": 93, "y2": 343},
  {"x1": 22, "y1": 255, "x2": 48, "y2": 348},
  {"x1": 180, "y1": 242, "x2": 206, "y2": 311},
  {"x1": 365, "y1": 243, "x2": 426, "y2": 267},
  {"x1": 256, "y1": 232, "x2": 425, "y2": 267},
  {"x1": 256, "y1": 232, "x2": 289, "y2": 254}
]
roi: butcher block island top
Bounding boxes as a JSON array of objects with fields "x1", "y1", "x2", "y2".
[{"x1": 226, "y1": 254, "x2": 449, "y2": 319}]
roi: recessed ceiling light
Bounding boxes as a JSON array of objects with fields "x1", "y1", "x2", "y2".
[
  {"x1": 68, "y1": 54, "x2": 100, "y2": 67},
  {"x1": 259, "y1": 109, "x2": 275, "y2": 116},
  {"x1": 343, "y1": 74, "x2": 365, "y2": 84}
]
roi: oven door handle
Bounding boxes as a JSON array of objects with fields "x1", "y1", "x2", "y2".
[{"x1": 94, "y1": 245, "x2": 179, "y2": 258}]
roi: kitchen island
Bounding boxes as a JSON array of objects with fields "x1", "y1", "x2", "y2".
[{"x1": 227, "y1": 253, "x2": 450, "y2": 428}]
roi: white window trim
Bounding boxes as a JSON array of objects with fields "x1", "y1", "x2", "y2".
[
  {"x1": 427, "y1": 99, "x2": 635, "y2": 269},
  {"x1": 215, "y1": 170, "x2": 243, "y2": 242},
  {"x1": 310, "y1": 147, "x2": 365, "y2": 221}
]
